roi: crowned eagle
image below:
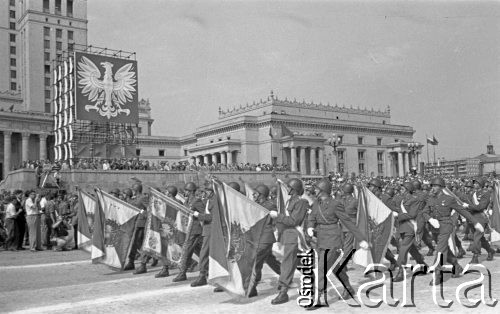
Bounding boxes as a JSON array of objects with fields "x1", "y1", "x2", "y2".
[{"x1": 77, "y1": 56, "x2": 136, "y2": 119}]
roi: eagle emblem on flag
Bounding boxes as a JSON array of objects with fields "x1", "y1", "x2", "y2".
[{"x1": 77, "y1": 56, "x2": 137, "y2": 119}]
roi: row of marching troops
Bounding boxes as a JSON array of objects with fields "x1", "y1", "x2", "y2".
[{"x1": 111, "y1": 176, "x2": 497, "y2": 308}]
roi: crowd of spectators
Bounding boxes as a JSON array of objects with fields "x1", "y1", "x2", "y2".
[
  {"x1": 0, "y1": 189, "x2": 78, "y2": 252},
  {"x1": 20, "y1": 158, "x2": 291, "y2": 172}
]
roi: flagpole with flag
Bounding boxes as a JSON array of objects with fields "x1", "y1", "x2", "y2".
[
  {"x1": 490, "y1": 181, "x2": 500, "y2": 245},
  {"x1": 426, "y1": 133, "x2": 430, "y2": 167}
]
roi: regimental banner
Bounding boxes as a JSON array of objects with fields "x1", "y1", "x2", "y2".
[
  {"x1": 74, "y1": 52, "x2": 139, "y2": 124},
  {"x1": 77, "y1": 189, "x2": 98, "y2": 253}
]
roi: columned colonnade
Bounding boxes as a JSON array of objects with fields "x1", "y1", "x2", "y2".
[
  {"x1": 282, "y1": 146, "x2": 325, "y2": 175},
  {"x1": 193, "y1": 150, "x2": 238, "y2": 166},
  {"x1": 386, "y1": 150, "x2": 421, "y2": 177},
  {"x1": 2, "y1": 131, "x2": 48, "y2": 178}
]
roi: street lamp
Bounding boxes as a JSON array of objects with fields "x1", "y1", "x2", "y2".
[
  {"x1": 327, "y1": 133, "x2": 341, "y2": 174},
  {"x1": 407, "y1": 141, "x2": 419, "y2": 174}
]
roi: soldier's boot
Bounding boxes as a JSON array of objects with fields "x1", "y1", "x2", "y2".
[
  {"x1": 486, "y1": 249, "x2": 495, "y2": 261},
  {"x1": 452, "y1": 262, "x2": 463, "y2": 278},
  {"x1": 213, "y1": 286, "x2": 224, "y2": 293},
  {"x1": 154, "y1": 266, "x2": 169, "y2": 278},
  {"x1": 426, "y1": 248, "x2": 435, "y2": 257},
  {"x1": 393, "y1": 268, "x2": 405, "y2": 283},
  {"x1": 133, "y1": 263, "x2": 147, "y2": 275},
  {"x1": 187, "y1": 261, "x2": 198, "y2": 273},
  {"x1": 172, "y1": 272, "x2": 187, "y2": 282},
  {"x1": 150, "y1": 258, "x2": 158, "y2": 267},
  {"x1": 123, "y1": 260, "x2": 135, "y2": 271},
  {"x1": 470, "y1": 254, "x2": 480, "y2": 264},
  {"x1": 190, "y1": 276, "x2": 207, "y2": 287},
  {"x1": 271, "y1": 288, "x2": 289, "y2": 305},
  {"x1": 496, "y1": 247, "x2": 500, "y2": 254},
  {"x1": 247, "y1": 286, "x2": 258, "y2": 298},
  {"x1": 456, "y1": 247, "x2": 466, "y2": 259}
]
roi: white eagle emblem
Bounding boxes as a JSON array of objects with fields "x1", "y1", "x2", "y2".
[{"x1": 77, "y1": 56, "x2": 136, "y2": 119}]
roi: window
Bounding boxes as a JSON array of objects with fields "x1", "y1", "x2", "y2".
[
  {"x1": 382, "y1": 120, "x2": 386, "y2": 125},
  {"x1": 44, "y1": 65, "x2": 50, "y2": 73},
  {"x1": 159, "y1": 150, "x2": 165, "y2": 157},
  {"x1": 56, "y1": 53, "x2": 61, "y2": 60},
  {"x1": 10, "y1": 82, "x2": 17, "y2": 91},
  {"x1": 338, "y1": 163, "x2": 345, "y2": 174},
  {"x1": 378, "y1": 164, "x2": 384, "y2": 174},
  {"x1": 45, "y1": 77, "x2": 51, "y2": 86},
  {"x1": 45, "y1": 102, "x2": 51, "y2": 113},
  {"x1": 44, "y1": 27, "x2": 50, "y2": 37},
  {"x1": 377, "y1": 152, "x2": 383, "y2": 162},
  {"x1": 338, "y1": 135, "x2": 343, "y2": 144},
  {"x1": 10, "y1": 58, "x2": 16, "y2": 67},
  {"x1": 337, "y1": 150, "x2": 344, "y2": 160},
  {"x1": 10, "y1": 22, "x2": 15, "y2": 30},
  {"x1": 44, "y1": 40, "x2": 50, "y2": 49},
  {"x1": 56, "y1": 29, "x2": 62, "y2": 38},
  {"x1": 68, "y1": 43, "x2": 74, "y2": 52},
  {"x1": 136, "y1": 149, "x2": 141, "y2": 156},
  {"x1": 358, "y1": 163, "x2": 365, "y2": 174},
  {"x1": 43, "y1": 0, "x2": 50, "y2": 12},
  {"x1": 394, "y1": 139, "x2": 399, "y2": 142},
  {"x1": 55, "y1": 0, "x2": 62, "y2": 14},
  {"x1": 377, "y1": 138, "x2": 382, "y2": 146},
  {"x1": 10, "y1": 34, "x2": 15, "y2": 42},
  {"x1": 10, "y1": 10, "x2": 15, "y2": 19},
  {"x1": 10, "y1": 70, "x2": 16, "y2": 79},
  {"x1": 68, "y1": 30, "x2": 74, "y2": 40},
  {"x1": 184, "y1": 150, "x2": 188, "y2": 157},
  {"x1": 10, "y1": 0, "x2": 15, "y2": 6},
  {"x1": 67, "y1": 0, "x2": 74, "y2": 17},
  {"x1": 10, "y1": 46, "x2": 16, "y2": 54},
  {"x1": 358, "y1": 150, "x2": 365, "y2": 160},
  {"x1": 358, "y1": 137, "x2": 363, "y2": 145},
  {"x1": 137, "y1": 127, "x2": 142, "y2": 134},
  {"x1": 56, "y1": 41, "x2": 62, "y2": 50},
  {"x1": 44, "y1": 52, "x2": 50, "y2": 61},
  {"x1": 45, "y1": 90, "x2": 51, "y2": 99}
]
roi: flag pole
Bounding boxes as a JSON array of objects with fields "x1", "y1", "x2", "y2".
[{"x1": 426, "y1": 134, "x2": 430, "y2": 171}]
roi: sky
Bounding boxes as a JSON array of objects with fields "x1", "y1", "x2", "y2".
[{"x1": 87, "y1": 0, "x2": 500, "y2": 160}]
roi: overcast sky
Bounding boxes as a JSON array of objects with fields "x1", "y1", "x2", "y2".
[{"x1": 87, "y1": 0, "x2": 500, "y2": 161}]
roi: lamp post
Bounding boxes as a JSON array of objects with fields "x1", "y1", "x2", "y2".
[
  {"x1": 327, "y1": 133, "x2": 341, "y2": 174},
  {"x1": 407, "y1": 141, "x2": 419, "y2": 174}
]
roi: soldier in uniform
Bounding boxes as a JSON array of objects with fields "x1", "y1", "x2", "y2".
[
  {"x1": 248, "y1": 184, "x2": 281, "y2": 297},
  {"x1": 467, "y1": 177, "x2": 495, "y2": 263},
  {"x1": 269, "y1": 178, "x2": 308, "y2": 305},
  {"x1": 133, "y1": 185, "x2": 180, "y2": 277},
  {"x1": 413, "y1": 181, "x2": 435, "y2": 257},
  {"x1": 306, "y1": 179, "x2": 369, "y2": 308},
  {"x1": 392, "y1": 182, "x2": 427, "y2": 282},
  {"x1": 190, "y1": 185, "x2": 215, "y2": 287},
  {"x1": 124, "y1": 182, "x2": 150, "y2": 271},
  {"x1": 173, "y1": 182, "x2": 204, "y2": 282},
  {"x1": 423, "y1": 177, "x2": 484, "y2": 285},
  {"x1": 340, "y1": 183, "x2": 358, "y2": 263}
]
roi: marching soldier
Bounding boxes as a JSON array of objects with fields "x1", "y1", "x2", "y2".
[
  {"x1": 248, "y1": 184, "x2": 281, "y2": 297},
  {"x1": 467, "y1": 177, "x2": 495, "y2": 263},
  {"x1": 392, "y1": 182, "x2": 427, "y2": 282},
  {"x1": 269, "y1": 178, "x2": 308, "y2": 305},
  {"x1": 413, "y1": 180, "x2": 436, "y2": 257},
  {"x1": 306, "y1": 179, "x2": 369, "y2": 308},
  {"x1": 124, "y1": 181, "x2": 149, "y2": 271},
  {"x1": 423, "y1": 177, "x2": 484, "y2": 285},
  {"x1": 173, "y1": 182, "x2": 204, "y2": 282}
]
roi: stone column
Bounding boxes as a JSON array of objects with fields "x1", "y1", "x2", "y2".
[
  {"x1": 39, "y1": 134, "x2": 47, "y2": 161},
  {"x1": 318, "y1": 147, "x2": 325, "y2": 175},
  {"x1": 398, "y1": 152, "x2": 404, "y2": 177},
  {"x1": 203, "y1": 155, "x2": 209, "y2": 165},
  {"x1": 3, "y1": 131, "x2": 12, "y2": 176},
  {"x1": 404, "y1": 152, "x2": 409, "y2": 175},
  {"x1": 415, "y1": 152, "x2": 420, "y2": 173},
  {"x1": 22, "y1": 132, "x2": 29, "y2": 162},
  {"x1": 291, "y1": 147, "x2": 297, "y2": 172},
  {"x1": 299, "y1": 147, "x2": 306, "y2": 175},
  {"x1": 221, "y1": 151, "x2": 226, "y2": 165},
  {"x1": 309, "y1": 147, "x2": 316, "y2": 175},
  {"x1": 227, "y1": 151, "x2": 233, "y2": 165},
  {"x1": 212, "y1": 153, "x2": 217, "y2": 165}
]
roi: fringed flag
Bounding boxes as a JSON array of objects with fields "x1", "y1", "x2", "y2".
[
  {"x1": 77, "y1": 188, "x2": 97, "y2": 253},
  {"x1": 208, "y1": 182, "x2": 268, "y2": 296},
  {"x1": 353, "y1": 185, "x2": 394, "y2": 267},
  {"x1": 490, "y1": 181, "x2": 500, "y2": 245},
  {"x1": 91, "y1": 189, "x2": 140, "y2": 269},
  {"x1": 142, "y1": 187, "x2": 195, "y2": 267}
]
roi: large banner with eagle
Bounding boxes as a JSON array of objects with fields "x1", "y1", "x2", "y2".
[{"x1": 74, "y1": 52, "x2": 139, "y2": 123}]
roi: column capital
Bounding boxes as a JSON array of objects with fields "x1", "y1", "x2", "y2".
[
  {"x1": 39, "y1": 133, "x2": 48, "y2": 140},
  {"x1": 21, "y1": 132, "x2": 30, "y2": 139},
  {"x1": 3, "y1": 131, "x2": 12, "y2": 137}
]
